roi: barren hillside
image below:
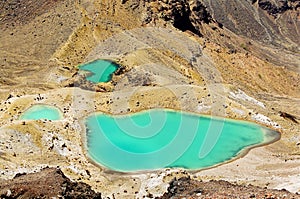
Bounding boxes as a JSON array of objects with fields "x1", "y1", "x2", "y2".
[{"x1": 0, "y1": 0, "x2": 299, "y2": 198}]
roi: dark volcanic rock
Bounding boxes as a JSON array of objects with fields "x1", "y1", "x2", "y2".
[
  {"x1": 189, "y1": 1, "x2": 213, "y2": 24},
  {"x1": 145, "y1": 0, "x2": 299, "y2": 49},
  {"x1": 158, "y1": 177, "x2": 300, "y2": 198},
  {"x1": 201, "y1": 0, "x2": 300, "y2": 47},
  {"x1": 0, "y1": 168, "x2": 101, "y2": 199},
  {"x1": 144, "y1": 0, "x2": 213, "y2": 35},
  {"x1": 258, "y1": 0, "x2": 299, "y2": 16}
]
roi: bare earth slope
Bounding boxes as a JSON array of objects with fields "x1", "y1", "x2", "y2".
[
  {"x1": 0, "y1": 0, "x2": 299, "y2": 198},
  {"x1": 0, "y1": 167, "x2": 101, "y2": 198},
  {"x1": 0, "y1": 170, "x2": 299, "y2": 198},
  {"x1": 159, "y1": 177, "x2": 299, "y2": 199}
]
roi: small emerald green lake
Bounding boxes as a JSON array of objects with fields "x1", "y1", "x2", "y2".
[
  {"x1": 78, "y1": 59, "x2": 119, "y2": 83},
  {"x1": 85, "y1": 109, "x2": 280, "y2": 172},
  {"x1": 20, "y1": 104, "x2": 63, "y2": 120}
]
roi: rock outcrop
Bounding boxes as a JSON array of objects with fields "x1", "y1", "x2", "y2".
[
  {"x1": 201, "y1": 0, "x2": 300, "y2": 49},
  {"x1": 0, "y1": 168, "x2": 102, "y2": 199},
  {"x1": 258, "y1": 0, "x2": 300, "y2": 16},
  {"x1": 142, "y1": 0, "x2": 214, "y2": 35},
  {"x1": 159, "y1": 177, "x2": 300, "y2": 198},
  {"x1": 1, "y1": 169, "x2": 299, "y2": 198}
]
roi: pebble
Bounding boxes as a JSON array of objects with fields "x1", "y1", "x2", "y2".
[{"x1": 6, "y1": 189, "x2": 12, "y2": 197}]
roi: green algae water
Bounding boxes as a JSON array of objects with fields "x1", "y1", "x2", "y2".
[
  {"x1": 85, "y1": 109, "x2": 279, "y2": 172},
  {"x1": 20, "y1": 104, "x2": 63, "y2": 120},
  {"x1": 79, "y1": 60, "x2": 119, "y2": 83}
]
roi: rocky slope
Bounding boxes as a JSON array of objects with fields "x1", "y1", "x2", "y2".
[
  {"x1": 0, "y1": 0, "x2": 299, "y2": 198},
  {"x1": 159, "y1": 177, "x2": 300, "y2": 199},
  {"x1": 201, "y1": 0, "x2": 300, "y2": 70},
  {"x1": 1, "y1": 169, "x2": 299, "y2": 198},
  {"x1": 0, "y1": 167, "x2": 101, "y2": 198},
  {"x1": 142, "y1": 0, "x2": 299, "y2": 70}
]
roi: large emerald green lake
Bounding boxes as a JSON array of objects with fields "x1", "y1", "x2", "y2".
[
  {"x1": 78, "y1": 59, "x2": 119, "y2": 83},
  {"x1": 85, "y1": 109, "x2": 279, "y2": 172}
]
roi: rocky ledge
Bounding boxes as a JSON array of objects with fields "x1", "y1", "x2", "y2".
[
  {"x1": 257, "y1": 0, "x2": 300, "y2": 16},
  {"x1": 142, "y1": 0, "x2": 214, "y2": 35},
  {"x1": 0, "y1": 168, "x2": 101, "y2": 199},
  {"x1": 1, "y1": 169, "x2": 299, "y2": 198},
  {"x1": 159, "y1": 177, "x2": 300, "y2": 199}
]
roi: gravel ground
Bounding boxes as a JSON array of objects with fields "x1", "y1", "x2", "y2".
[
  {"x1": 0, "y1": 169, "x2": 299, "y2": 198},
  {"x1": 158, "y1": 177, "x2": 300, "y2": 199},
  {"x1": 0, "y1": 167, "x2": 101, "y2": 199}
]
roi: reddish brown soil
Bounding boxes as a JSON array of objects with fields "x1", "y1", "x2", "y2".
[
  {"x1": 0, "y1": 168, "x2": 101, "y2": 199},
  {"x1": 159, "y1": 177, "x2": 300, "y2": 199},
  {"x1": 1, "y1": 169, "x2": 299, "y2": 198}
]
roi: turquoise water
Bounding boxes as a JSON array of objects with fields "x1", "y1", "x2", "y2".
[
  {"x1": 20, "y1": 104, "x2": 63, "y2": 120},
  {"x1": 85, "y1": 109, "x2": 279, "y2": 172},
  {"x1": 79, "y1": 60, "x2": 119, "y2": 83}
]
